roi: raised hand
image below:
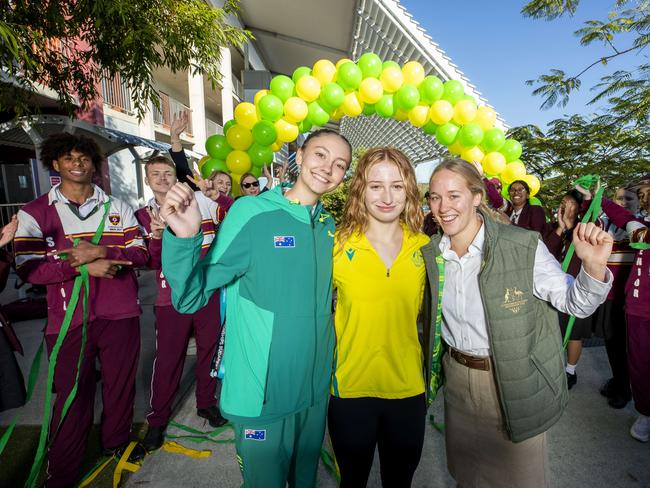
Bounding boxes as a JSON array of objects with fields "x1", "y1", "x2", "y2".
[
  {"x1": 160, "y1": 182, "x2": 201, "y2": 238},
  {"x1": 146, "y1": 207, "x2": 166, "y2": 239},
  {"x1": 188, "y1": 170, "x2": 218, "y2": 200},
  {"x1": 572, "y1": 222, "x2": 613, "y2": 282},
  {"x1": 0, "y1": 214, "x2": 18, "y2": 248},
  {"x1": 170, "y1": 111, "x2": 189, "y2": 140},
  {"x1": 86, "y1": 258, "x2": 133, "y2": 279},
  {"x1": 53, "y1": 239, "x2": 107, "y2": 267}
]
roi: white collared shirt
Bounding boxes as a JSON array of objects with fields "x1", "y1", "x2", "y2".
[
  {"x1": 510, "y1": 207, "x2": 523, "y2": 224},
  {"x1": 49, "y1": 184, "x2": 106, "y2": 219},
  {"x1": 439, "y1": 222, "x2": 612, "y2": 356}
]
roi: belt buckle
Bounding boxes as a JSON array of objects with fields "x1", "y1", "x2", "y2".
[{"x1": 458, "y1": 354, "x2": 467, "y2": 365}]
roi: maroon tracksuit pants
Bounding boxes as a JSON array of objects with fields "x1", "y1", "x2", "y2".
[
  {"x1": 627, "y1": 314, "x2": 650, "y2": 416},
  {"x1": 44, "y1": 317, "x2": 140, "y2": 488},
  {"x1": 146, "y1": 293, "x2": 221, "y2": 427}
]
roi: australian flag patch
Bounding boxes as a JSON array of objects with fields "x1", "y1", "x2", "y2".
[
  {"x1": 274, "y1": 236, "x2": 295, "y2": 248},
  {"x1": 244, "y1": 429, "x2": 266, "y2": 441}
]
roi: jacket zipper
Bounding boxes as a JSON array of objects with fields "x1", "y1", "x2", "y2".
[
  {"x1": 477, "y1": 244, "x2": 513, "y2": 438},
  {"x1": 310, "y1": 209, "x2": 317, "y2": 407}
]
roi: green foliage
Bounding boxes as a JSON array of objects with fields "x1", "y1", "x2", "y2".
[
  {"x1": 0, "y1": 0, "x2": 252, "y2": 118},
  {"x1": 522, "y1": 0, "x2": 650, "y2": 125},
  {"x1": 321, "y1": 147, "x2": 365, "y2": 223},
  {"x1": 508, "y1": 115, "x2": 649, "y2": 207}
]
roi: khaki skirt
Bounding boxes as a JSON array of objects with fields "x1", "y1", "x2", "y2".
[{"x1": 443, "y1": 352, "x2": 549, "y2": 488}]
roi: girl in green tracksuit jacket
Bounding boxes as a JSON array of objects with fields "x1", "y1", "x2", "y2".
[{"x1": 160, "y1": 129, "x2": 351, "y2": 488}]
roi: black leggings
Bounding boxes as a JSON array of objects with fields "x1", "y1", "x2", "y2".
[{"x1": 327, "y1": 393, "x2": 426, "y2": 488}]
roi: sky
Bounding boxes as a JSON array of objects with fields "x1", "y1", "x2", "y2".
[{"x1": 400, "y1": 0, "x2": 642, "y2": 130}]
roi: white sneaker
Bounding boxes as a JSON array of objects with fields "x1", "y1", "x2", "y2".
[{"x1": 630, "y1": 415, "x2": 650, "y2": 442}]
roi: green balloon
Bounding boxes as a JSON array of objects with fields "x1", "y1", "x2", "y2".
[
  {"x1": 299, "y1": 120, "x2": 313, "y2": 134},
  {"x1": 462, "y1": 94, "x2": 477, "y2": 105},
  {"x1": 251, "y1": 120, "x2": 277, "y2": 146},
  {"x1": 363, "y1": 103, "x2": 376, "y2": 116},
  {"x1": 418, "y1": 76, "x2": 444, "y2": 104},
  {"x1": 395, "y1": 84, "x2": 420, "y2": 111},
  {"x1": 422, "y1": 121, "x2": 438, "y2": 135},
  {"x1": 357, "y1": 52, "x2": 383, "y2": 79},
  {"x1": 307, "y1": 101, "x2": 330, "y2": 127},
  {"x1": 482, "y1": 128, "x2": 506, "y2": 152},
  {"x1": 337, "y1": 62, "x2": 362, "y2": 91},
  {"x1": 321, "y1": 82, "x2": 345, "y2": 108},
  {"x1": 250, "y1": 166, "x2": 262, "y2": 178},
  {"x1": 529, "y1": 196, "x2": 542, "y2": 206},
  {"x1": 205, "y1": 134, "x2": 232, "y2": 160},
  {"x1": 258, "y1": 94, "x2": 284, "y2": 122},
  {"x1": 201, "y1": 158, "x2": 228, "y2": 179},
  {"x1": 375, "y1": 94, "x2": 395, "y2": 118},
  {"x1": 223, "y1": 119, "x2": 236, "y2": 134},
  {"x1": 500, "y1": 139, "x2": 523, "y2": 162},
  {"x1": 382, "y1": 60, "x2": 401, "y2": 71},
  {"x1": 248, "y1": 143, "x2": 274, "y2": 167},
  {"x1": 442, "y1": 80, "x2": 464, "y2": 104},
  {"x1": 458, "y1": 123, "x2": 484, "y2": 147},
  {"x1": 292, "y1": 66, "x2": 311, "y2": 84},
  {"x1": 270, "y1": 75, "x2": 295, "y2": 102},
  {"x1": 435, "y1": 123, "x2": 459, "y2": 146}
]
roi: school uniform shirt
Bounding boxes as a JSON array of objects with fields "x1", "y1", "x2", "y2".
[
  {"x1": 14, "y1": 184, "x2": 148, "y2": 334},
  {"x1": 135, "y1": 192, "x2": 219, "y2": 306},
  {"x1": 332, "y1": 227, "x2": 430, "y2": 399}
]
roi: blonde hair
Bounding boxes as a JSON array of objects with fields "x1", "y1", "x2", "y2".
[
  {"x1": 144, "y1": 156, "x2": 175, "y2": 176},
  {"x1": 337, "y1": 147, "x2": 423, "y2": 250},
  {"x1": 429, "y1": 158, "x2": 499, "y2": 221}
]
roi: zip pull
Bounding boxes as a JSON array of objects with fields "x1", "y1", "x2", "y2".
[{"x1": 386, "y1": 268, "x2": 390, "y2": 277}]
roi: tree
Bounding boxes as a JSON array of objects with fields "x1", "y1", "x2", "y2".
[
  {"x1": 522, "y1": 0, "x2": 650, "y2": 127},
  {"x1": 0, "y1": 0, "x2": 252, "y2": 118},
  {"x1": 508, "y1": 115, "x2": 650, "y2": 206}
]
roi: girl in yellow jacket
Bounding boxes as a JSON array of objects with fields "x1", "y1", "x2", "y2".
[{"x1": 330, "y1": 147, "x2": 430, "y2": 487}]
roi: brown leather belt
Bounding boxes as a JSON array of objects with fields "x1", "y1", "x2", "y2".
[{"x1": 449, "y1": 348, "x2": 490, "y2": 371}]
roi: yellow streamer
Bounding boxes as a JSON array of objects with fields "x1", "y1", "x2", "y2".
[{"x1": 162, "y1": 440, "x2": 212, "y2": 459}]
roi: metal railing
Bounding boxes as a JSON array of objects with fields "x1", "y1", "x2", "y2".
[
  {"x1": 232, "y1": 75, "x2": 244, "y2": 100},
  {"x1": 152, "y1": 92, "x2": 193, "y2": 135},
  {"x1": 101, "y1": 72, "x2": 133, "y2": 114}
]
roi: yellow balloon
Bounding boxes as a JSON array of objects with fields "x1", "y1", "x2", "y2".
[
  {"x1": 501, "y1": 160, "x2": 527, "y2": 184},
  {"x1": 474, "y1": 105, "x2": 497, "y2": 131},
  {"x1": 394, "y1": 109, "x2": 409, "y2": 122},
  {"x1": 408, "y1": 105, "x2": 429, "y2": 127},
  {"x1": 254, "y1": 89, "x2": 269, "y2": 106},
  {"x1": 402, "y1": 61, "x2": 425, "y2": 86},
  {"x1": 296, "y1": 75, "x2": 321, "y2": 102},
  {"x1": 283, "y1": 97, "x2": 309, "y2": 124},
  {"x1": 359, "y1": 78, "x2": 383, "y2": 104},
  {"x1": 453, "y1": 100, "x2": 478, "y2": 126},
  {"x1": 523, "y1": 174, "x2": 541, "y2": 197},
  {"x1": 482, "y1": 152, "x2": 507, "y2": 175},
  {"x1": 234, "y1": 102, "x2": 258, "y2": 130},
  {"x1": 226, "y1": 124, "x2": 253, "y2": 151},
  {"x1": 198, "y1": 155, "x2": 210, "y2": 168},
  {"x1": 336, "y1": 58, "x2": 354, "y2": 70},
  {"x1": 271, "y1": 141, "x2": 283, "y2": 152},
  {"x1": 448, "y1": 140, "x2": 465, "y2": 155},
  {"x1": 331, "y1": 108, "x2": 344, "y2": 121},
  {"x1": 312, "y1": 59, "x2": 337, "y2": 85},
  {"x1": 461, "y1": 146, "x2": 484, "y2": 164},
  {"x1": 230, "y1": 173, "x2": 243, "y2": 197},
  {"x1": 380, "y1": 67, "x2": 404, "y2": 93},
  {"x1": 429, "y1": 100, "x2": 453, "y2": 125},
  {"x1": 274, "y1": 118, "x2": 299, "y2": 143},
  {"x1": 226, "y1": 151, "x2": 252, "y2": 174},
  {"x1": 342, "y1": 91, "x2": 364, "y2": 117}
]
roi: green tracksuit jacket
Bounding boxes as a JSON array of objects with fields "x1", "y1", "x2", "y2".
[{"x1": 162, "y1": 186, "x2": 336, "y2": 424}]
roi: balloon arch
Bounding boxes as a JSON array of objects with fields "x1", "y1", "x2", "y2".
[{"x1": 199, "y1": 53, "x2": 540, "y2": 198}]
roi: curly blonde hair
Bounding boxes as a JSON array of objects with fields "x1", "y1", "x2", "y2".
[{"x1": 336, "y1": 147, "x2": 423, "y2": 250}]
